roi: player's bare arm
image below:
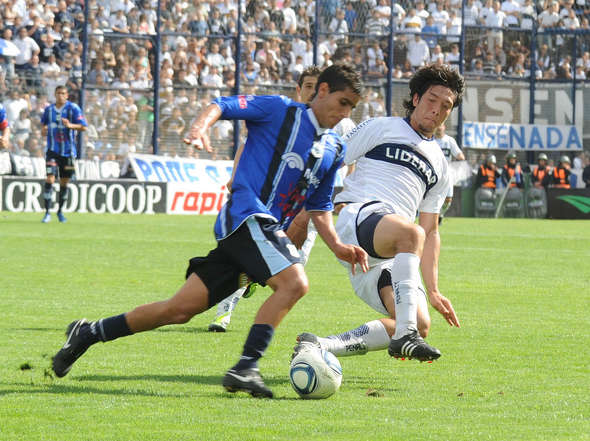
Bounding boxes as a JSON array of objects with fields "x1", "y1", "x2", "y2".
[
  {"x1": 309, "y1": 210, "x2": 368, "y2": 275},
  {"x1": 286, "y1": 209, "x2": 311, "y2": 249},
  {"x1": 419, "y1": 211, "x2": 460, "y2": 328},
  {"x1": 183, "y1": 103, "x2": 222, "y2": 152},
  {"x1": 61, "y1": 118, "x2": 87, "y2": 131},
  {"x1": 227, "y1": 143, "x2": 245, "y2": 192},
  {"x1": 0, "y1": 126, "x2": 10, "y2": 148}
]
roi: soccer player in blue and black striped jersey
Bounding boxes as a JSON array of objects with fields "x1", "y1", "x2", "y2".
[
  {"x1": 51, "y1": 63, "x2": 369, "y2": 398},
  {"x1": 0, "y1": 103, "x2": 11, "y2": 149},
  {"x1": 41, "y1": 85, "x2": 87, "y2": 223}
]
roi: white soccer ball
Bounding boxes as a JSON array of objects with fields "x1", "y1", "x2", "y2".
[{"x1": 289, "y1": 346, "x2": 342, "y2": 399}]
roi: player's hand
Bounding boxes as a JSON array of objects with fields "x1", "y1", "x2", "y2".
[
  {"x1": 333, "y1": 244, "x2": 369, "y2": 275},
  {"x1": 61, "y1": 118, "x2": 71, "y2": 128},
  {"x1": 183, "y1": 124, "x2": 212, "y2": 152},
  {"x1": 0, "y1": 137, "x2": 7, "y2": 148},
  {"x1": 428, "y1": 291, "x2": 460, "y2": 327}
]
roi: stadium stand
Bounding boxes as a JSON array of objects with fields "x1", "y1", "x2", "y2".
[{"x1": 1, "y1": 0, "x2": 589, "y2": 173}]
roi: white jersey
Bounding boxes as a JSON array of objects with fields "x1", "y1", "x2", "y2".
[
  {"x1": 335, "y1": 117, "x2": 449, "y2": 221},
  {"x1": 333, "y1": 117, "x2": 356, "y2": 184},
  {"x1": 435, "y1": 134, "x2": 462, "y2": 162},
  {"x1": 333, "y1": 117, "x2": 356, "y2": 137}
]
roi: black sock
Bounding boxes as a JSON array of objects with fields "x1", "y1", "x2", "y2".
[
  {"x1": 234, "y1": 324, "x2": 274, "y2": 371},
  {"x1": 43, "y1": 182, "x2": 53, "y2": 213},
  {"x1": 58, "y1": 185, "x2": 68, "y2": 213},
  {"x1": 90, "y1": 314, "x2": 133, "y2": 342}
]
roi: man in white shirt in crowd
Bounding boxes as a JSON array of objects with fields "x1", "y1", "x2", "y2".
[
  {"x1": 485, "y1": 1, "x2": 506, "y2": 53},
  {"x1": 408, "y1": 34, "x2": 430, "y2": 70}
]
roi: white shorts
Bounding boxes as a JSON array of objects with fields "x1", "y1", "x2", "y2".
[{"x1": 336, "y1": 202, "x2": 429, "y2": 317}]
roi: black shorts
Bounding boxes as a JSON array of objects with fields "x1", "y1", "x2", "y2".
[
  {"x1": 356, "y1": 201, "x2": 395, "y2": 259},
  {"x1": 46, "y1": 150, "x2": 75, "y2": 179},
  {"x1": 186, "y1": 216, "x2": 302, "y2": 307}
]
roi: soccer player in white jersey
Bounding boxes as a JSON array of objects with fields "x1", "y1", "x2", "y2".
[
  {"x1": 434, "y1": 122, "x2": 465, "y2": 222},
  {"x1": 295, "y1": 64, "x2": 463, "y2": 362},
  {"x1": 208, "y1": 66, "x2": 356, "y2": 332}
]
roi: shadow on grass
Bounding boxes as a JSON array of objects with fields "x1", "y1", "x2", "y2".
[
  {"x1": 154, "y1": 326, "x2": 213, "y2": 334},
  {"x1": 0, "y1": 379, "x2": 301, "y2": 401},
  {"x1": 9, "y1": 327, "x2": 64, "y2": 333},
  {"x1": 75, "y1": 373, "x2": 286, "y2": 388},
  {"x1": 0, "y1": 382, "x2": 187, "y2": 398}
]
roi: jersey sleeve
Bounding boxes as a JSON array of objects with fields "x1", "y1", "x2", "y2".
[
  {"x1": 341, "y1": 117, "x2": 382, "y2": 164},
  {"x1": 70, "y1": 104, "x2": 87, "y2": 127},
  {"x1": 449, "y1": 136, "x2": 463, "y2": 159},
  {"x1": 333, "y1": 117, "x2": 356, "y2": 137},
  {"x1": 213, "y1": 95, "x2": 292, "y2": 122}
]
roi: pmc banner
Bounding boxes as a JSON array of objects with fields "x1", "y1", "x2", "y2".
[{"x1": 128, "y1": 153, "x2": 233, "y2": 185}]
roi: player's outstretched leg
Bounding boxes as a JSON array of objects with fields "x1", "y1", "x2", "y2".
[
  {"x1": 293, "y1": 319, "x2": 391, "y2": 359},
  {"x1": 52, "y1": 313, "x2": 133, "y2": 377}
]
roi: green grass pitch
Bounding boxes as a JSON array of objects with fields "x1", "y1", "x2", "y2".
[{"x1": 1, "y1": 212, "x2": 589, "y2": 441}]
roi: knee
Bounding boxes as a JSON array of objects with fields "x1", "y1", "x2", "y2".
[
  {"x1": 165, "y1": 303, "x2": 196, "y2": 325},
  {"x1": 284, "y1": 272, "x2": 309, "y2": 302},
  {"x1": 399, "y1": 224, "x2": 425, "y2": 254}
]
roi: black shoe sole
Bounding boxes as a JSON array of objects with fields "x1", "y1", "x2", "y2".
[{"x1": 222, "y1": 374, "x2": 273, "y2": 398}]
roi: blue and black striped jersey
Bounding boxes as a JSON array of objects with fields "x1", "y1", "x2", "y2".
[
  {"x1": 0, "y1": 104, "x2": 8, "y2": 131},
  {"x1": 213, "y1": 95, "x2": 345, "y2": 240},
  {"x1": 41, "y1": 101, "x2": 87, "y2": 157}
]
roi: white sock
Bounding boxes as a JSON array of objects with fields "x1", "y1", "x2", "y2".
[
  {"x1": 318, "y1": 320, "x2": 390, "y2": 357},
  {"x1": 215, "y1": 286, "x2": 246, "y2": 320},
  {"x1": 390, "y1": 253, "x2": 422, "y2": 340}
]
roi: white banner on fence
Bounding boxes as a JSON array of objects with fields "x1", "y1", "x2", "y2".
[
  {"x1": 0, "y1": 152, "x2": 11, "y2": 175},
  {"x1": 462, "y1": 121, "x2": 583, "y2": 151},
  {"x1": 75, "y1": 159, "x2": 121, "y2": 180},
  {"x1": 128, "y1": 153, "x2": 233, "y2": 186}
]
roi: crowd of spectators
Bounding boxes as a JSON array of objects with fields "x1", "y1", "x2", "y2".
[{"x1": 1, "y1": 0, "x2": 590, "y2": 161}]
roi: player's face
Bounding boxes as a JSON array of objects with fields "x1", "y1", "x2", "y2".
[
  {"x1": 55, "y1": 89, "x2": 68, "y2": 106},
  {"x1": 312, "y1": 82, "x2": 359, "y2": 129},
  {"x1": 410, "y1": 85, "x2": 455, "y2": 138},
  {"x1": 297, "y1": 75, "x2": 318, "y2": 104}
]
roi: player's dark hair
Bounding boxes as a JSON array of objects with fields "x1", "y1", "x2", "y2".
[
  {"x1": 297, "y1": 65, "x2": 321, "y2": 88},
  {"x1": 403, "y1": 64, "x2": 465, "y2": 117},
  {"x1": 316, "y1": 62, "x2": 363, "y2": 96},
  {"x1": 55, "y1": 85, "x2": 68, "y2": 93}
]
